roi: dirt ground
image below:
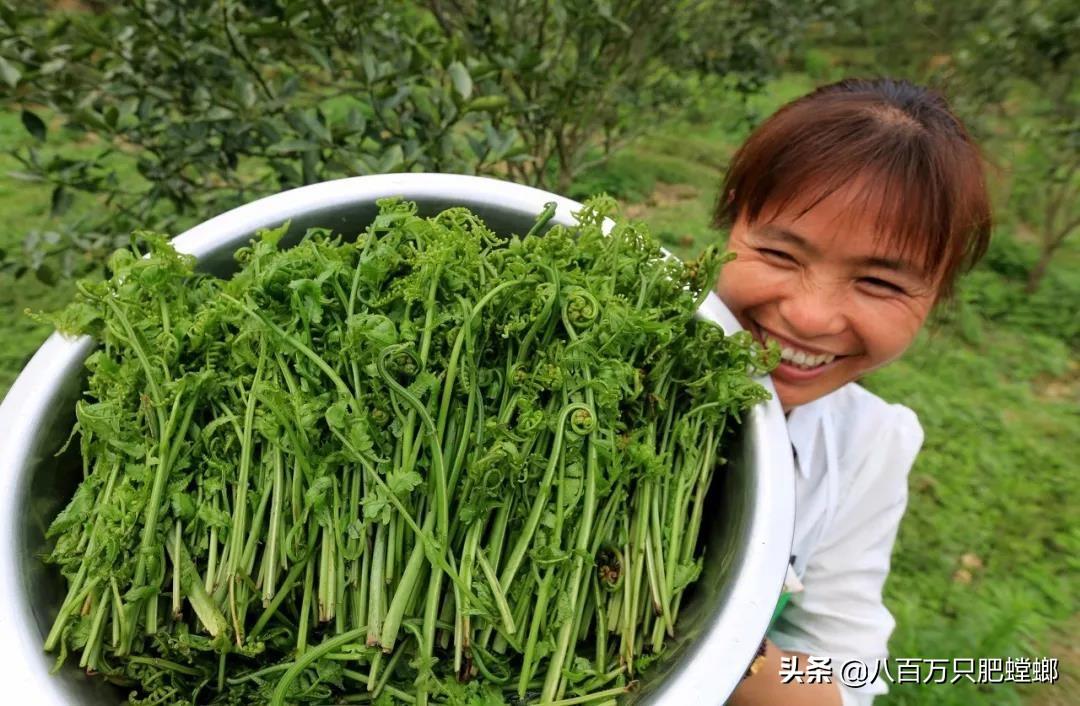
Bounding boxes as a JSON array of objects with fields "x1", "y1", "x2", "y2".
[
  {"x1": 1022, "y1": 614, "x2": 1079, "y2": 705},
  {"x1": 624, "y1": 182, "x2": 700, "y2": 219}
]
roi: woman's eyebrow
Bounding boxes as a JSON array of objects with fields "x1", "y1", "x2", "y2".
[
  {"x1": 758, "y1": 224, "x2": 925, "y2": 278},
  {"x1": 757, "y1": 224, "x2": 817, "y2": 253},
  {"x1": 854, "y1": 255, "x2": 924, "y2": 277}
]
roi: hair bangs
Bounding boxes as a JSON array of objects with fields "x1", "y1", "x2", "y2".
[{"x1": 716, "y1": 78, "x2": 992, "y2": 300}]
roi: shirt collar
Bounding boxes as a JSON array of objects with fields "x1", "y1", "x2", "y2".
[{"x1": 785, "y1": 393, "x2": 838, "y2": 480}]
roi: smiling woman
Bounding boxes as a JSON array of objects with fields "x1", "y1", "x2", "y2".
[
  {"x1": 713, "y1": 78, "x2": 992, "y2": 706},
  {"x1": 719, "y1": 181, "x2": 941, "y2": 410}
]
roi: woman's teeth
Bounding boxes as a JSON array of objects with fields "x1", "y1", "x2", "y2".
[
  {"x1": 761, "y1": 333, "x2": 837, "y2": 369},
  {"x1": 779, "y1": 347, "x2": 835, "y2": 369}
]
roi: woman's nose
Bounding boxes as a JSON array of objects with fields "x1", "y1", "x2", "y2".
[{"x1": 776, "y1": 282, "x2": 849, "y2": 339}]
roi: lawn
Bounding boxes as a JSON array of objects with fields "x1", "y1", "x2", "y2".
[{"x1": 1, "y1": 70, "x2": 1076, "y2": 706}]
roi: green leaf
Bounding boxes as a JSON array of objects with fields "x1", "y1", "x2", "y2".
[
  {"x1": 448, "y1": 60, "x2": 472, "y2": 100},
  {"x1": 40, "y1": 58, "x2": 66, "y2": 76},
  {"x1": 361, "y1": 51, "x2": 377, "y2": 81},
  {"x1": 0, "y1": 56, "x2": 20, "y2": 88},
  {"x1": 388, "y1": 469, "x2": 422, "y2": 496},
  {"x1": 345, "y1": 107, "x2": 366, "y2": 134},
  {"x1": 292, "y1": 109, "x2": 331, "y2": 143},
  {"x1": 21, "y1": 109, "x2": 46, "y2": 141},
  {"x1": 171, "y1": 492, "x2": 197, "y2": 522},
  {"x1": 205, "y1": 106, "x2": 235, "y2": 121},
  {"x1": 377, "y1": 144, "x2": 405, "y2": 173},
  {"x1": 672, "y1": 558, "x2": 703, "y2": 592},
  {"x1": 487, "y1": 127, "x2": 519, "y2": 161},
  {"x1": 74, "y1": 108, "x2": 108, "y2": 132},
  {"x1": 380, "y1": 85, "x2": 411, "y2": 113},
  {"x1": 465, "y1": 95, "x2": 508, "y2": 113},
  {"x1": 347, "y1": 314, "x2": 398, "y2": 348},
  {"x1": 197, "y1": 502, "x2": 231, "y2": 529},
  {"x1": 7, "y1": 171, "x2": 43, "y2": 182},
  {"x1": 46, "y1": 482, "x2": 94, "y2": 537},
  {"x1": 50, "y1": 185, "x2": 73, "y2": 217},
  {"x1": 35, "y1": 263, "x2": 57, "y2": 285},
  {"x1": 325, "y1": 399, "x2": 349, "y2": 429},
  {"x1": 302, "y1": 148, "x2": 318, "y2": 183},
  {"x1": 239, "y1": 80, "x2": 257, "y2": 110},
  {"x1": 304, "y1": 45, "x2": 333, "y2": 73},
  {"x1": 257, "y1": 220, "x2": 291, "y2": 247},
  {"x1": 595, "y1": 0, "x2": 633, "y2": 35},
  {"x1": 305, "y1": 475, "x2": 334, "y2": 509},
  {"x1": 268, "y1": 138, "x2": 319, "y2": 154}
]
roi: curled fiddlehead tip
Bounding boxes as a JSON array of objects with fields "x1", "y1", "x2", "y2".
[
  {"x1": 570, "y1": 406, "x2": 597, "y2": 435},
  {"x1": 563, "y1": 286, "x2": 600, "y2": 328},
  {"x1": 597, "y1": 545, "x2": 625, "y2": 591},
  {"x1": 510, "y1": 362, "x2": 529, "y2": 386},
  {"x1": 525, "y1": 201, "x2": 559, "y2": 239}
]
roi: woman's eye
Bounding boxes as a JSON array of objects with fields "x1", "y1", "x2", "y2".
[
  {"x1": 859, "y1": 277, "x2": 907, "y2": 295},
  {"x1": 757, "y1": 248, "x2": 797, "y2": 264}
]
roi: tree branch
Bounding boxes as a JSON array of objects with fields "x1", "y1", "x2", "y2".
[
  {"x1": 1051, "y1": 211, "x2": 1080, "y2": 246},
  {"x1": 220, "y1": 2, "x2": 275, "y2": 101}
]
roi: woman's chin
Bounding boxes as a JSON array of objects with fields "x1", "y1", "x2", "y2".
[
  {"x1": 771, "y1": 359, "x2": 852, "y2": 409},
  {"x1": 772, "y1": 357, "x2": 841, "y2": 384}
]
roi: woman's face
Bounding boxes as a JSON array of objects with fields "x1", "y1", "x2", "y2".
[{"x1": 716, "y1": 182, "x2": 939, "y2": 410}]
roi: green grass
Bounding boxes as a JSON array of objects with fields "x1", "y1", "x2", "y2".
[
  {"x1": 1, "y1": 69, "x2": 1076, "y2": 706},
  {"x1": 867, "y1": 324, "x2": 1077, "y2": 706}
]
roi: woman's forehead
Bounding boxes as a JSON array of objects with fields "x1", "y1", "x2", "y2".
[
  {"x1": 747, "y1": 185, "x2": 941, "y2": 282},
  {"x1": 753, "y1": 223, "x2": 933, "y2": 285},
  {"x1": 752, "y1": 177, "x2": 938, "y2": 271}
]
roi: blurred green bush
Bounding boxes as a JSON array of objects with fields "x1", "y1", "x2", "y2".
[{"x1": 0, "y1": 0, "x2": 822, "y2": 282}]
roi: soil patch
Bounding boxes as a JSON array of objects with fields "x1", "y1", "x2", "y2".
[
  {"x1": 625, "y1": 181, "x2": 700, "y2": 218},
  {"x1": 1021, "y1": 613, "x2": 1079, "y2": 706}
]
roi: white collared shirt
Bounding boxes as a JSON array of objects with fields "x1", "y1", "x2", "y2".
[{"x1": 767, "y1": 382, "x2": 923, "y2": 706}]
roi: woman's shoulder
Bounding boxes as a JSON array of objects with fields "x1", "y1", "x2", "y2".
[
  {"x1": 826, "y1": 382, "x2": 922, "y2": 429},
  {"x1": 823, "y1": 382, "x2": 924, "y2": 476}
]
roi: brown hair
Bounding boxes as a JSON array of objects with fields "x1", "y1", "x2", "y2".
[{"x1": 715, "y1": 78, "x2": 991, "y2": 300}]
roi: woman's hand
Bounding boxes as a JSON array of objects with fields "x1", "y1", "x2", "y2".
[{"x1": 727, "y1": 639, "x2": 843, "y2": 706}]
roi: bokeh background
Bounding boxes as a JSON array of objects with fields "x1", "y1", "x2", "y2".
[{"x1": 1, "y1": 2, "x2": 1076, "y2": 704}]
